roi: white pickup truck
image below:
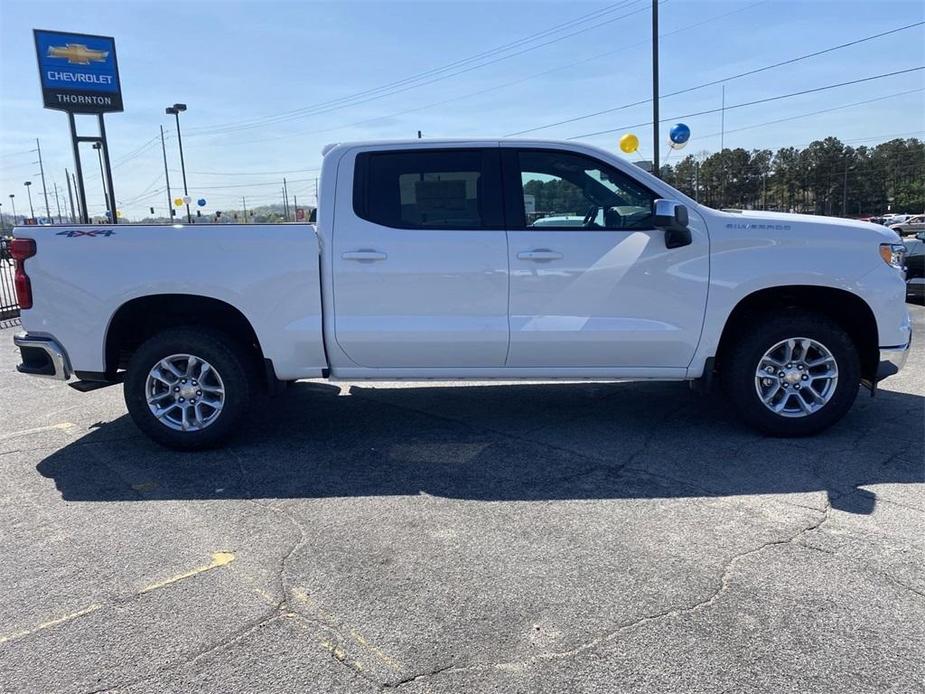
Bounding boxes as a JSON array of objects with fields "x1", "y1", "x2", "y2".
[{"x1": 11, "y1": 139, "x2": 911, "y2": 449}]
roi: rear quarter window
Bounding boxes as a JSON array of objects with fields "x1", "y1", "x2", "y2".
[{"x1": 353, "y1": 149, "x2": 503, "y2": 230}]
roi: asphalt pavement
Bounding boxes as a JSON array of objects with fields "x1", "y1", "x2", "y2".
[{"x1": 1, "y1": 308, "x2": 923, "y2": 693}]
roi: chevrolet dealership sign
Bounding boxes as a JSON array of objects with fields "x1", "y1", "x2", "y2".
[{"x1": 34, "y1": 29, "x2": 123, "y2": 113}]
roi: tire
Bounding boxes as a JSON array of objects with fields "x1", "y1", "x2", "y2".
[
  {"x1": 722, "y1": 311, "x2": 860, "y2": 436},
  {"x1": 124, "y1": 327, "x2": 252, "y2": 450}
]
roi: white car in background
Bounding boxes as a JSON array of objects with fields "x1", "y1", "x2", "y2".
[
  {"x1": 890, "y1": 214, "x2": 925, "y2": 236},
  {"x1": 530, "y1": 215, "x2": 585, "y2": 227}
]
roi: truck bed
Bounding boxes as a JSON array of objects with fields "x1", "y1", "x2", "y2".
[{"x1": 14, "y1": 223, "x2": 327, "y2": 380}]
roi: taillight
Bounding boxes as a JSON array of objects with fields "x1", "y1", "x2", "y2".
[{"x1": 10, "y1": 238, "x2": 36, "y2": 310}]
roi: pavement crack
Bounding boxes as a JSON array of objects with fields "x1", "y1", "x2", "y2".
[
  {"x1": 227, "y1": 446, "x2": 308, "y2": 615},
  {"x1": 394, "y1": 501, "x2": 836, "y2": 686},
  {"x1": 384, "y1": 663, "x2": 458, "y2": 688}
]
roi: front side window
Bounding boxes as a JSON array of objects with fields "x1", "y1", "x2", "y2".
[
  {"x1": 354, "y1": 149, "x2": 502, "y2": 229},
  {"x1": 514, "y1": 150, "x2": 656, "y2": 231}
]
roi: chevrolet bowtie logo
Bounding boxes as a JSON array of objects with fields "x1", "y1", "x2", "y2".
[{"x1": 47, "y1": 43, "x2": 108, "y2": 65}]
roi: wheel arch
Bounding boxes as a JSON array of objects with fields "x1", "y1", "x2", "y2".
[
  {"x1": 715, "y1": 285, "x2": 879, "y2": 382},
  {"x1": 104, "y1": 294, "x2": 274, "y2": 387}
]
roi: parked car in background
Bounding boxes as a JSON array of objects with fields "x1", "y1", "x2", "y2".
[
  {"x1": 903, "y1": 232, "x2": 925, "y2": 304},
  {"x1": 890, "y1": 214, "x2": 925, "y2": 236},
  {"x1": 530, "y1": 214, "x2": 586, "y2": 227}
]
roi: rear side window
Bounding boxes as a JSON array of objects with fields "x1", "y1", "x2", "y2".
[{"x1": 353, "y1": 149, "x2": 503, "y2": 229}]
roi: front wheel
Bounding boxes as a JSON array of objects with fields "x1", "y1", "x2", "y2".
[
  {"x1": 124, "y1": 328, "x2": 252, "y2": 449},
  {"x1": 722, "y1": 312, "x2": 861, "y2": 436}
]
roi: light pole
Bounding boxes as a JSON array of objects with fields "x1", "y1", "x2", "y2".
[
  {"x1": 8, "y1": 194, "x2": 15, "y2": 224},
  {"x1": 92, "y1": 142, "x2": 112, "y2": 220},
  {"x1": 24, "y1": 182, "x2": 35, "y2": 220},
  {"x1": 165, "y1": 104, "x2": 191, "y2": 223}
]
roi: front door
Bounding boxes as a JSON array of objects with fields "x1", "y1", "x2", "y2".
[
  {"x1": 332, "y1": 147, "x2": 509, "y2": 368},
  {"x1": 503, "y1": 147, "x2": 709, "y2": 369}
]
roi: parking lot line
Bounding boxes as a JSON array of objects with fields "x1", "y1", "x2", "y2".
[
  {"x1": 0, "y1": 422, "x2": 75, "y2": 442},
  {"x1": 0, "y1": 552, "x2": 237, "y2": 647},
  {"x1": 139, "y1": 551, "x2": 236, "y2": 594},
  {"x1": 0, "y1": 604, "x2": 103, "y2": 646}
]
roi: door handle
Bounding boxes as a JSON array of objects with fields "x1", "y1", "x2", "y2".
[
  {"x1": 342, "y1": 250, "x2": 388, "y2": 262},
  {"x1": 517, "y1": 249, "x2": 563, "y2": 261}
]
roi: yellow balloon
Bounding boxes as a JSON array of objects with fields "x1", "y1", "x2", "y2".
[
  {"x1": 174, "y1": 198, "x2": 184, "y2": 208},
  {"x1": 619, "y1": 133, "x2": 639, "y2": 154}
]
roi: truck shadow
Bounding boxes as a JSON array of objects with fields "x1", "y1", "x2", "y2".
[{"x1": 36, "y1": 380, "x2": 924, "y2": 514}]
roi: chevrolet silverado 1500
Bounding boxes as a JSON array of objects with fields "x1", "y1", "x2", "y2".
[{"x1": 11, "y1": 139, "x2": 911, "y2": 448}]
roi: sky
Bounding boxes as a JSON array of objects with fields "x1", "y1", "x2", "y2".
[{"x1": 1, "y1": 0, "x2": 923, "y2": 221}]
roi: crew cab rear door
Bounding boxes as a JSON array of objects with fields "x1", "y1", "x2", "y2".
[
  {"x1": 331, "y1": 146, "x2": 509, "y2": 368},
  {"x1": 502, "y1": 145, "x2": 709, "y2": 369}
]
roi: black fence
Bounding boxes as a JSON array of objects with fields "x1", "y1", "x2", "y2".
[{"x1": 1, "y1": 237, "x2": 19, "y2": 320}]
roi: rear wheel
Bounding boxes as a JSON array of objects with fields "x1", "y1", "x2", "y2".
[
  {"x1": 723, "y1": 312, "x2": 860, "y2": 436},
  {"x1": 124, "y1": 328, "x2": 251, "y2": 449}
]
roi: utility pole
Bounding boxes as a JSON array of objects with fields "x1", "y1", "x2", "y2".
[
  {"x1": 294, "y1": 194, "x2": 298, "y2": 219},
  {"x1": 53, "y1": 182, "x2": 63, "y2": 223},
  {"x1": 65, "y1": 169, "x2": 76, "y2": 223},
  {"x1": 92, "y1": 142, "x2": 111, "y2": 219},
  {"x1": 842, "y1": 159, "x2": 849, "y2": 217},
  {"x1": 283, "y1": 177, "x2": 290, "y2": 221},
  {"x1": 160, "y1": 125, "x2": 173, "y2": 220},
  {"x1": 720, "y1": 85, "x2": 727, "y2": 207},
  {"x1": 71, "y1": 171, "x2": 83, "y2": 222},
  {"x1": 242, "y1": 196, "x2": 248, "y2": 223},
  {"x1": 651, "y1": 0, "x2": 659, "y2": 178},
  {"x1": 35, "y1": 139, "x2": 52, "y2": 221}
]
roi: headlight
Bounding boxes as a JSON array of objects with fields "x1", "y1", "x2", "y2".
[{"x1": 879, "y1": 243, "x2": 906, "y2": 270}]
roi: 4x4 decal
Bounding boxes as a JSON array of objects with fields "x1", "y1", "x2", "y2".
[{"x1": 56, "y1": 229, "x2": 116, "y2": 237}]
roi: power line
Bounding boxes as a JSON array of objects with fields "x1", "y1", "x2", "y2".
[
  {"x1": 212, "y1": 0, "x2": 768, "y2": 149},
  {"x1": 185, "y1": 0, "x2": 644, "y2": 135},
  {"x1": 190, "y1": 177, "x2": 318, "y2": 190},
  {"x1": 506, "y1": 19, "x2": 925, "y2": 136},
  {"x1": 567, "y1": 66, "x2": 925, "y2": 139},
  {"x1": 693, "y1": 88, "x2": 925, "y2": 143},
  {"x1": 187, "y1": 0, "x2": 657, "y2": 137},
  {"x1": 186, "y1": 167, "x2": 322, "y2": 176}
]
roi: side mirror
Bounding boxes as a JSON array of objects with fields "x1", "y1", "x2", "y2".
[{"x1": 653, "y1": 199, "x2": 692, "y2": 249}]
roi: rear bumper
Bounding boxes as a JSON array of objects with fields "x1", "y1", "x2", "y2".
[
  {"x1": 13, "y1": 332, "x2": 71, "y2": 380},
  {"x1": 876, "y1": 337, "x2": 911, "y2": 381}
]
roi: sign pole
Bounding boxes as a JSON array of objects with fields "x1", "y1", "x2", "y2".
[
  {"x1": 68, "y1": 113, "x2": 89, "y2": 223},
  {"x1": 97, "y1": 114, "x2": 118, "y2": 224},
  {"x1": 35, "y1": 29, "x2": 123, "y2": 224}
]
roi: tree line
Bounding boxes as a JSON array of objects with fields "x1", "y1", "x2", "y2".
[{"x1": 658, "y1": 137, "x2": 923, "y2": 216}]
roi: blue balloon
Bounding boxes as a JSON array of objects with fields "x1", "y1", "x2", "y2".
[
  {"x1": 197, "y1": 198, "x2": 207, "y2": 207},
  {"x1": 669, "y1": 123, "x2": 691, "y2": 145}
]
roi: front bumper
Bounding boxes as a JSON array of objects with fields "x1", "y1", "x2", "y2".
[
  {"x1": 13, "y1": 332, "x2": 71, "y2": 380},
  {"x1": 876, "y1": 337, "x2": 911, "y2": 381}
]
